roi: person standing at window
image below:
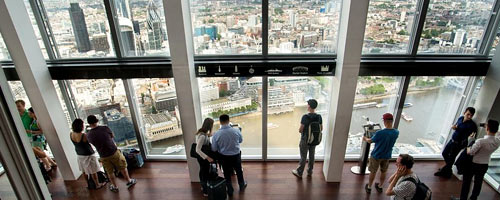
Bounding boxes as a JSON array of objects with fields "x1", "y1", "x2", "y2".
[
  {"x1": 195, "y1": 118, "x2": 215, "y2": 196},
  {"x1": 453, "y1": 119, "x2": 500, "y2": 200},
  {"x1": 70, "y1": 119, "x2": 105, "y2": 190},
  {"x1": 292, "y1": 99, "x2": 323, "y2": 178},
  {"x1": 435, "y1": 107, "x2": 477, "y2": 178},
  {"x1": 86, "y1": 115, "x2": 136, "y2": 192},
  {"x1": 363, "y1": 113, "x2": 399, "y2": 193},
  {"x1": 211, "y1": 114, "x2": 246, "y2": 196}
]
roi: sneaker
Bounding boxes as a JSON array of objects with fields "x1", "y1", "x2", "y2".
[
  {"x1": 126, "y1": 179, "x2": 137, "y2": 188},
  {"x1": 307, "y1": 171, "x2": 313, "y2": 177},
  {"x1": 292, "y1": 170, "x2": 302, "y2": 178},
  {"x1": 365, "y1": 184, "x2": 371, "y2": 193},
  {"x1": 239, "y1": 181, "x2": 247, "y2": 190},
  {"x1": 203, "y1": 193, "x2": 208, "y2": 197},
  {"x1": 374, "y1": 183, "x2": 383, "y2": 193},
  {"x1": 109, "y1": 185, "x2": 119, "y2": 192}
]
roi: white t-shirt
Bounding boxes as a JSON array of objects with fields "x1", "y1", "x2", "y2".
[{"x1": 391, "y1": 173, "x2": 418, "y2": 200}]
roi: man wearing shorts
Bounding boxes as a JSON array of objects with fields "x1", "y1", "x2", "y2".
[
  {"x1": 86, "y1": 115, "x2": 136, "y2": 192},
  {"x1": 363, "y1": 113, "x2": 399, "y2": 193}
]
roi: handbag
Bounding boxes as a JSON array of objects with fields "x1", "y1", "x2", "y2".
[{"x1": 190, "y1": 142, "x2": 214, "y2": 159}]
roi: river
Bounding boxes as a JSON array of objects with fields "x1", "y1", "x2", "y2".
[{"x1": 151, "y1": 86, "x2": 464, "y2": 156}]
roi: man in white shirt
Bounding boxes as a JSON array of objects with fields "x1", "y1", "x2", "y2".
[
  {"x1": 386, "y1": 154, "x2": 418, "y2": 200},
  {"x1": 455, "y1": 119, "x2": 500, "y2": 200}
]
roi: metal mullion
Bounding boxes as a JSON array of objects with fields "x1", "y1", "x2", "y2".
[
  {"x1": 262, "y1": 76, "x2": 268, "y2": 161},
  {"x1": 262, "y1": 0, "x2": 269, "y2": 57},
  {"x1": 409, "y1": 0, "x2": 430, "y2": 56},
  {"x1": 103, "y1": 0, "x2": 124, "y2": 58},
  {"x1": 57, "y1": 80, "x2": 77, "y2": 122},
  {"x1": 481, "y1": 0, "x2": 500, "y2": 55},
  {"x1": 123, "y1": 79, "x2": 148, "y2": 159},
  {"x1": 393, "y1": 76, "x2": 410, "y2": 129},
  {"x1": 29, "y1": 0, "x2": 57, "y2": 60}
]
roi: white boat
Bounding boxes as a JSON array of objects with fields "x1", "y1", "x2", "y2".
[
  {"x1": 353, "y1": 102, "x2": 377, "y2": 109},
  {"x1": 376, "y1": 103, "x2": 387, "y2": 108},
  {"x1": 403, "y1": 103, "x2": 413, "y2": 108},
  {"x1": 267, "y1": 123, "x2": 279, "y2": 129},
  {"x1": 401, "y1": 112, "x2": 413, "y2": 121},
  {"x1": 162, "y1": 144, "x2": 185, "y2": 154}
]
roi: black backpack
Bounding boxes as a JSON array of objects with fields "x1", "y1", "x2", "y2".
[
  {"x1": 306, "y1": 114, "x2": 322, "y2": 146},
  {"x1": 403, "y1": 176, "x2": 432, "y2": 200}
]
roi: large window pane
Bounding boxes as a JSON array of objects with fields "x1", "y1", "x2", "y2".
[
  {"x1": 346, "y1": 76, "x2": 402, "y2": 156},
  {"x1": 486, "y1": 148, "x2": 500, "y2": 187},
  {"x1": 267, "y1": 76, "x2": 332, "y2": 157},
  {"x1": 190, "y1": 0, "x2": 262, "y2": 55},
  {"x1": 362, "y1": 0, "x2": 418, "y2": 54},
  {"x1": 131, "y1": 78, "x2": 184, "y2": 156},
  {"x1": 418, "y1": 0, "x2": 495, "y2": 54},
  {"x1": 0, "y1": 33, "x2": 10, "y2": 60},
  {"x1": 68, "y1": 79, "x2": 138, "y2": 148},
  {"x1": 0, "y1": 161, "x2": 16, "y2": 200},
  {"x1": 397, "y1": 76, "x2": 469, "y2": 155},
  {"x1": 114, "y1": 0, "x2": 170, "y2": 57},
  {"x1": 269, "y1": 0, "x2": 341, "y2": 54},
  {"x1": 24, "y1": 0, "x2": 49, "y2": 59},
  {"x1": 198, "y1": 77, "x2": 262, "y2": 157},
  {"x1": 43, "y1": 0, "x2": 115, "y2": 58}
]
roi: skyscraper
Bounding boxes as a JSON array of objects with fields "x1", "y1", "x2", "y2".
[
  {"x1": 454, "y1": 29, "x2": 466, "y2": 47},
  {"x1": 147, "y1": 0, "x2": 165, "y2": 50},
  {"x1": 289, "y1": 10, "x2": 297, "y2": 28},
  {"x1": 69, "y1": 3, "x2": 91, "y2": 53},
  {"x1": 115, "y1": 0, "x2": 132, "y2": 19}
]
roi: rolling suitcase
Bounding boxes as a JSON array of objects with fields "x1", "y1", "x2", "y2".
[
  {"x1": 207, "y1": 163, "x2": 227, "y2": 200},
  {"x1": 122, "y1": 148, "x2": 144, "y2": 169}
]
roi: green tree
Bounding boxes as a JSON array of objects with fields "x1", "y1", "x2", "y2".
[
  {"x1": 208, "y1": 19, "x2": 215, "y2": 23},
  {"x1": 397, "y1": 30, "x2": 408, "y2": 35},
  {"x1": 151, "y1": 105, "x2": 158, "y2": 114}
]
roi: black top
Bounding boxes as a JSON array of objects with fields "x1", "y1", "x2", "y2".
[{"x1": 71, "y1": 133, "x2": 95, "y2": 156}]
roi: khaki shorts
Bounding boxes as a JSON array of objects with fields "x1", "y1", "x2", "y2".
[
  {"x1": 368, "y1": 157, "x2": 389, "y2": 173},
  {"x1": 100, "y1": 150, "x2": 127, "y2": 174}
]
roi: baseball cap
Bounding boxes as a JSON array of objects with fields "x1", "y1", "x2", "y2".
[
  {"x1": 382, "y1": 113, "x2": 393, "y2": 121},
  {"x1": 307, "y1": 99, "x2": 318, "y2": 109}
]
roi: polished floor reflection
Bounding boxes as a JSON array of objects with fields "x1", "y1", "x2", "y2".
[{"x1": 47, "y1": 161, "x2": 500, "y2": 200}]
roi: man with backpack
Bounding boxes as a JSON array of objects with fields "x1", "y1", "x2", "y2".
[
  {"x1": 386, "y1": 154, "x2": 431, "y2": 200},
  {"x1": 292, "y1": 99, "x2": 322, "y2": 178},
  {"x1": 363, "y1": 113, "x2": 399, "y2": 193}
]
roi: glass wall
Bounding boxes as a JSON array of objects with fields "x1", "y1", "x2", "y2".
[
  {"x1": 0, "y1": 33, "x2": 10, "y2": 60},
  {"x1": 418, "y1": 0, "x2": 495, "y2": 54},
  {"x1": 113, "y1": 0, "x2": 170, "y2": 57},
  {"x1": 346, "y1": 76, "x2": 402, "y2": 156},
  {"x1": 267, "y1": 76, "x2": 332, "y2": 157},
  {"x1": 489, "y1": 27, "x2": 500, "y2": 56},
  {"x1": 190, "y1": 0, "x2": 262, "y2": 55},
  {"x1": 486, "y1": 148, "x2": 500, "y2": 189},
  {"x1": 362, "y1": 0, "x2": 418, "y2": 54},
  {"x1": 0, "y1": 161, "x2": 16, "y2": 200},
  {"x1": 198, "y1": 77, "x2": 262, "y2": 157},
  {"x1": 42, "y1": 0, "x2": 115, "y2": 58},
  {"x1": 397, "y1": 76, "x2": 469, "y2": 155},
  {"x1": 23, "y1": 0, "x2": 49, "y2": 59},
  {"x1": 268, "y1": 0, "x2": 341, "y2": 54},
  {"x1": 131, "y1": 78, "x2": 184, "y2": 156},
  {"x1": 67, "y1": 79, "x2": 138, "y2": 148}
]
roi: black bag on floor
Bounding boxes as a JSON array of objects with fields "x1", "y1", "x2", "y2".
[
  {"x1": 207, "y1": 163, "x2": 226, "y2": 200},
  {"x1": 87, "y1": 171, "x2": 109, "y2": 189},
  {"x1": 37, "y1": 160, "x2": 51, "y2": 184}
]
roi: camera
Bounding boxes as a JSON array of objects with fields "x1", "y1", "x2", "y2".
[
  {"x1": 480, "y1": 123, "x2": 486, "y2": 127},
  {"x1": 230, "y1": 123, "x2": 242, "y2": 132}
]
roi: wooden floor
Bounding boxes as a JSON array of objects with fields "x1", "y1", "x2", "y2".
[{"x1": 47, "y1": 161, "x2": 500, "y2": 200}]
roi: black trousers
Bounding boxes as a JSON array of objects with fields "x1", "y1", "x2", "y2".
[
  {"x1": 442, "y1": 140, "x2": 464, "y2": 172},
  {"x1": 219, "y1": 152, "x2": 245, "y2": 194},
  {"x1": 460, "y1": 163, "x2": 489, "y2": 200},
  {"x1": 196, "y1": 157, "x2": 210, "y2": 194}
]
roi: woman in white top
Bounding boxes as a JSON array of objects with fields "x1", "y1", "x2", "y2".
[
  {"x1": 459, "y1": 119, "x2": 500, "y2": 200},
  {"x1": 195, "y1": 118, "x2": 215, "y2": 196}
]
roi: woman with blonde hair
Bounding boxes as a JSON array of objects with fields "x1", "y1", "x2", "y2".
[{"x1": 195, "y1": 118, "x2": 215, "y2": 196}]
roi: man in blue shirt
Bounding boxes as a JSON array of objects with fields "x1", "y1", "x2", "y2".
[
  {"x1": 435, "y1": 107, "x2": 477, "y2": 178},
  {"x1": 363, "y1": 113, "x2": 399, "y2": 194},
  {"x1": 211, "y1": 114, "x2": 247, "y2": 196}
]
